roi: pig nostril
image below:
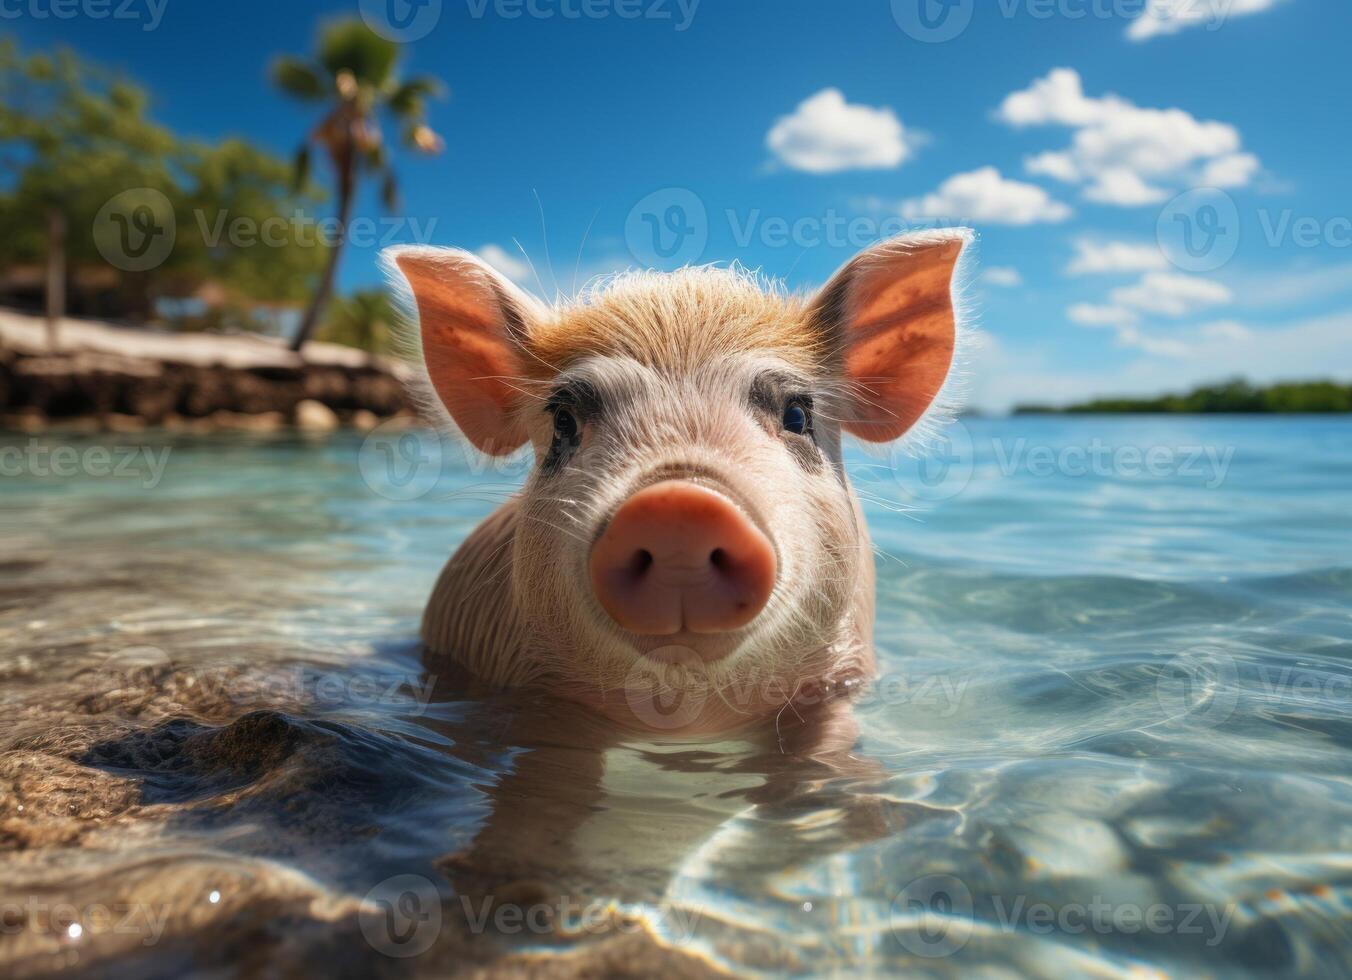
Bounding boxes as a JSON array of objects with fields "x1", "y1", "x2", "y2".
[
  {"x1": 589, "y1": 481, "x2": 777, "y2": 637},
  {"x1": 629, "y1": 549, "x2": 654, "y2": 578}
]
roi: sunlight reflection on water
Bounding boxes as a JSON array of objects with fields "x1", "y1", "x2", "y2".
[{"x1": 1, "y1": 418, "x2": 1350, "y2": 976}]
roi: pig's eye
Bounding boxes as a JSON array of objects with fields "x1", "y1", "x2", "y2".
[
  {"x1": 553, "y1": 407, "x2": 579, "y2": 440},
  {"x1": 782, "y1": 399, "x2": 812, "y2": 436}
]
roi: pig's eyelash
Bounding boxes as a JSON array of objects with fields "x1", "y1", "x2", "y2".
[
  {"x1": 748, "y1": 370, "x2": 815, "y2": 414},
  {"x1": 543, "y1": 379, "x2": 602, "y2": 418}
]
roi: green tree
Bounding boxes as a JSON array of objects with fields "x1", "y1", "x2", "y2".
[
  {"x1": 174, "y1": 138, "x2": 327, "y2": 326},
  {"x1": 271, "y1": 19, "x2": 445, "y2": 353},
  {"x1": 316, "y1": 288, "x2": 397, "y2": 357},
  {"x1": 0, "y1": 40, "x2": 176, "y2": 347}
]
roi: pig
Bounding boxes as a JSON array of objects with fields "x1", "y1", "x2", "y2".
[{"x1": 385, "y1": 230, "x2": 972, "y2": 734}]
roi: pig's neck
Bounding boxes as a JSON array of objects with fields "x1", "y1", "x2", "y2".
[
  {"x1": 421, "y1": 497, "x2": 536, "y2": 688},
  {"x1": 421, "y1": 497, "x2": 876, "y2": 710}
]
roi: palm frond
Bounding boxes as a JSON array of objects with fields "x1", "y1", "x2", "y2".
[
  {"x1": 317, "y1": 19, "x2": 399, "y2": 87},
  {"x1": 271, "y1": 57, "x2": 327, "y2": 101},
  {"x1": 387, "y1": 76, "x2": 446, "y2": 116}
]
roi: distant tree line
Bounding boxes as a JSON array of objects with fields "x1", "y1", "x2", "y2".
[{"x1": 1015, "y1": 378, "x2": 1352, "y2": 414}]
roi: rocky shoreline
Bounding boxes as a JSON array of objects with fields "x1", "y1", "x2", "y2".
[{"x1": 0, "y1": 309, "x2": 419, "y2": 433}]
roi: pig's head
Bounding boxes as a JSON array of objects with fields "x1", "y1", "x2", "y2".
[{"x1": 387, "y1": 232, "x2": 971, "y2": 727}]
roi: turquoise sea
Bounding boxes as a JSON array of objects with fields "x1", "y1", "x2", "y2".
[{"x1": 2, "y1": 416, "x2": 1350, "y2": 977}]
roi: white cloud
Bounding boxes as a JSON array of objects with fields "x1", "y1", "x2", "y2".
[
  {"x1": 476, "y1": 244, "x2": 532, "y2": 285},
  {"x1": 1232, "y1": 262, "x2": 1352, "y2": 308},
  {"x1": 1068, "y1": 303, "x2": 1139, "y2": 327},
  {"x1": 1083, "y1": 169, "x2": 1170, "y2": 206},
  {"x1": 1200, "y1": 320, "x2": 1253, "y2": 341},
  {"x1": 1068, "y1": 271, "x2": 1233, "y2": 352},
  {"x1": 1067, "y1": 239, "x2": 1169, "y2": 276},
  {"x1": 997, "y1": 68, "x2": 1261, "y2": 207},
  {"x1": 1109, "y1": 272, "x2": 1233, "y2": 317},
  {"x1": 1200, "y1": 152, "x2": 1262, "y2": 188},
  {"x1": 969, "y1": 310, "x2": 1351, "y2": 412},
  {"x1": 1128, "y1": 0, "x2": 1290, "y2": 41},
  {"x1": 900, "y1": 167, "x2": 1072, "y2": 225},
  {"x1": 985, "y1": 267, "x2": 1023, "y2": 288},
  {"x1": 1025, "y1": 151, "x2": 1081, "y2": 183},
  {"x1": 997, "y1": 68, "x2": 1109, "y2": 128},
  {"x1": 1114, "y1": 325, "x2": 1192, "y2": 358},
  {"x1": 766, "y1": 89, "x2": 917, "y2": 174}
]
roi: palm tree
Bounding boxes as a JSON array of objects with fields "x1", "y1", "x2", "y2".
[
  {"x1": 271, "y1": 19, "x2": 444, "y2": 353},
  {"x1": 317, "y1": 288, "x2": 395, "y2": 358}
]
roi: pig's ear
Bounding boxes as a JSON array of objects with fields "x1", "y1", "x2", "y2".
[
  {"x1": 384, "y1": 246, "x2": 543, "y2": 456},
  {"x1": 811, "y1": 230, "x2": 972, "y2": 442}
]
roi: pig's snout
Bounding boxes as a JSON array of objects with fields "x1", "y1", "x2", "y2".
[{"x1": 589, "y1": 481, "x2": 776, "y2": 637}]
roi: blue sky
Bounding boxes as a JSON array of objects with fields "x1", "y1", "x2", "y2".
[{"x1": 7, "y1": 0, "x2": 1349, "y2": 409}]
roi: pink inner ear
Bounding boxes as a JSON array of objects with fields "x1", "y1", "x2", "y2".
[
  {"x1": 396, "y1": 254, "x2": 529, "y2": 456},
  {"x1": 841, "y1": 239, "x2": 963, "y2": 443}
]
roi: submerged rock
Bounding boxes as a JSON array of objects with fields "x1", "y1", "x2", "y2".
[{"x1": 294, "y1": 399, "x2": 340, "y2": 432}]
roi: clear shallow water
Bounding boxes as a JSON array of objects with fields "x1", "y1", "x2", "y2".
[{"x1": 1, "y1": 417, "x2": 1350, "y2": 977}]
